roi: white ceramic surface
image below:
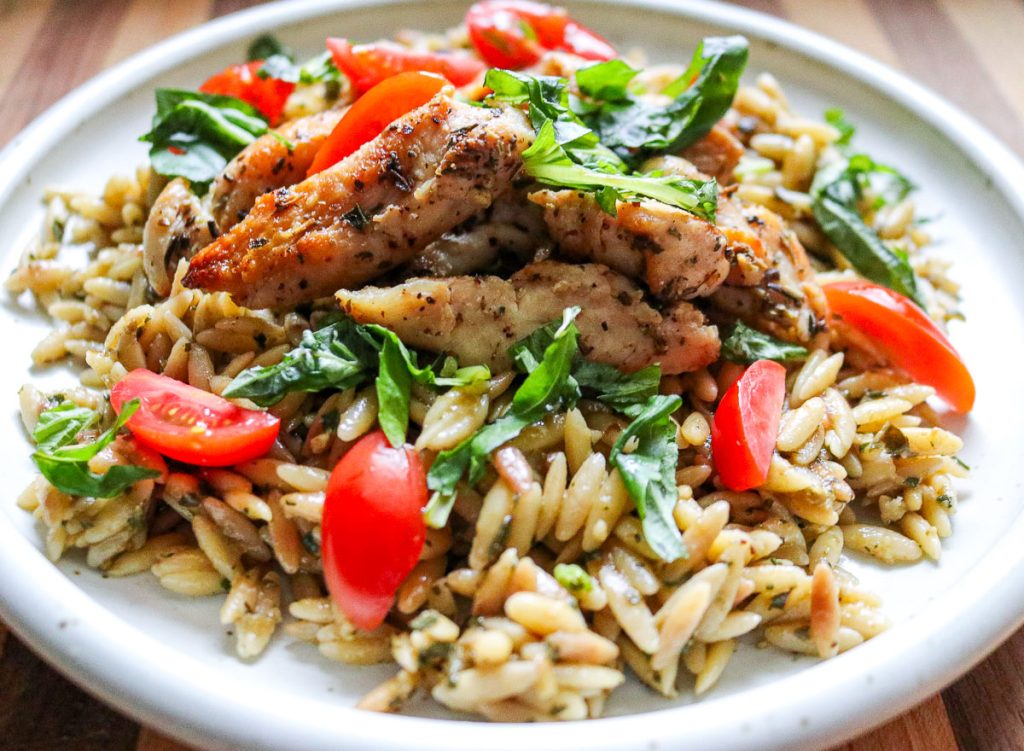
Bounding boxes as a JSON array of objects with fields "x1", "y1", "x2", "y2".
[{"x1": 1, "y1": 1, "x2": 1023, "y2": 749}]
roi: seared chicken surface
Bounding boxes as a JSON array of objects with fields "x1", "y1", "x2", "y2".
[
  {"x1": 143, "y1": 178, "x2": 216, "y2": 297},
  {"x1": 183, "y1": 95, "x2": 533, "y2": 308},
  {"x1": 530, "y1": 189, "x2": 731, "y2": 302},
  {"x1": 210, "y1": 108, "x2": 346, "y2": 232},
  {"x1": 336, "y1": 260, "x2": 720, "y2": 374}
]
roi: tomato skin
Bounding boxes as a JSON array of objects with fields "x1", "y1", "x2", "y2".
[
  {"x1": 326, "y1": 38, "x2": 485, "y2": 95},
  {"x1": 321, "y1": 431, "x2": 427, "y2": 631},
  {"x1": 711, "y1": 360, "x2": 787, "y2": 491},
  {"x1": 199, "y1": 61, "x2": 294, "y2": 124},
  {"x1": 823, "y1": 280, "x2": 975, "y2": 413},
  {"x1": 307, "y1": 71, "x2": 447, "y2": 176},
  {"x1": 465, "y1": 1, "x2": 615, "y2": 69},
  {"x1": 110, "y1": 369, "x2": 280, "y2": 467}
]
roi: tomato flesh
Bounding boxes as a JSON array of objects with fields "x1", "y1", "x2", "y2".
[
  {"x1": 823, "y1": 280, "x2": 975, "y2": 413},
  {"x1": 327, "y1": 38, "x2": 485, "y2": 95},
  {"x1": 711, "y1": 360, "x2": 787, "y2": 491},
  {"x1": 307, "y1": 71, "x2": 447, "y2": 176},
  {"x1": 465, "y1": 0, "x2": 615, "y2": 69},
  {"x1": 199, "y1": 60, "x2": 295, "y2": 124},
  {"x1": 110, "y1": 369, "x2": 280, "y2": 467},
  {"x1": 321, "y1": 431, "x2": 427, "y2": 631}
]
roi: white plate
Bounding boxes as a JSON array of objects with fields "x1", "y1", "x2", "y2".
[{"x1": 2, "y1": 1, "x2": 1023, "y2": 749}]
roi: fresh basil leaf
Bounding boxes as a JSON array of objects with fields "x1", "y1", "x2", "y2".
[
  {"x1": 575, "y1": 59, "x2": 638, "y2": 102},
  {"x1": 824, "y1": 107, "x2": 855, "y2": 147},
  {"x1": 424, "y1": 308, "x2": 582, "y2": 527},
  {"x1": 32, "y1": 399, "x2": 160, "y2": 499},
  {"x1": 32, "y1": 401, "x2": 99, "y2": 453},
  {"x1": 523, "y1": 121, "x2": 718, "y2": 221},
  {"x1": 248, "y1": 34, "x2": 293, "y2": 63},
  {"x1": 140, "y1": 89, "x2": 269, "y2": 190},
  {"x1": 298, "y1": 51, "x2": 342, "y2": 84},
  {"x1": 584, "y1": 35, "x2": 748, "y2": 166},
  {"x1": 721, "y1": 322, "x2": 809, "y2": 364},
  {"x1": 609, "y1": 394, "x2": 686, "y2": 562},
  {"x1": 258, "y1": 50, "x2": 342, "y2": 86},
  {"x1": 222, "y1": 319, "x2": 377, "y2": 407},
  {"x1": 362, "y1": 325, "x2": 490, "y2": 447},
  {"x1": 812, "y1": 189, "x2": 923, "y2": 307}
]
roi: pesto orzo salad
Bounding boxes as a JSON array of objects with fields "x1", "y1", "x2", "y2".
[{"x1": 9, "y1": 0, "x2": 974, "y2": 722}]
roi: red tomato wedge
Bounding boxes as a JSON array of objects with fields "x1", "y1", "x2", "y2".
[
  {"x1": 465, "y1": 0, "x2": 615, "y2": 69},
  {"x1": 711, "y1": 360, "x2": 787, "y2": 492},
  {"x1": 199, "y1": 60, "x2": 295, "y2": 124},
  {"x1": 110, "y1": 369, "x2": 280, "y2": 467},
  {"x1": 321, "y1": 431, "x2": 427, "y2": 631},
  {"x1": 326, "y1": 38, "x2": 485, "y2": 95},
  {"x1": 306, "y1": 71, "x2": 447, "y2": 176},
  {"x1": 823, "y1": 280, "x2": 975, "y2": 412}
]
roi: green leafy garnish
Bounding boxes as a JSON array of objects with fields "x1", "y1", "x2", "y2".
[
  {"x1": 609, "y1": 394, "x2": 686, "y2": 562},
  {"x1": 222, "y1": 316, "x2": 488, "y2": 446},
  {"x1": 247, "y1": 34, "x2": 292, "y2": 62},
  {"x1": 824, "y1": 107, "x2": 855, "y2": 147},
  {"x1": 485, "y1": 69, "x2": 717, "y2": 220},
  {"x1": 424, "y1": 309, "x2": 582, "y2": 527},
  {"x1": 554, "y1": 563, "x2": 594, "y2": 594},
  {"x1": 811, "y1": 155, "x2": 923, "y2": 307},
  {"x1": 582, "y1": 36, "x2": 748, "y2": 167},
  {"x1": 31, "y1": 400, "x2": 159, "y2": 499},
  {"x1": 258, "y1": 50, "x2": 342, "y2": 87},
  {"x1": 139, "y1": 89, "x2": 269, "y2": 190},
  {"x1": 522, "y1": 121, "x2": 718, "y2": 221},
  {"x1": 721, "y1": 322, "x2": 809, "y2": 364}
]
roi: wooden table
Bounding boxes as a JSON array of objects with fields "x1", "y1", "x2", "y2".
[{"x1": 1, "y1": 1, "x2": 1022, "y2": 749}]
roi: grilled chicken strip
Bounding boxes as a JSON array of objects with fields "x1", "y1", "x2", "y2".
[
  {"x1": 336, "y1": 260, "x2": 720, "y2": 374},
  {"x1": 210, "y1": 108, "x2": 346, "y2": 232},
  {"x1": 679, "y1": 124, "x2": 744, "y2": 184},
  {"x1": 143, "y1": 178, "x2": 216, "y2": 297},
  {"x1": 183, "y1": 95, "x2": 533, "y2": 308},
  {"x1": 530, "y1": 189, "x2": 730, "y2": 301}
]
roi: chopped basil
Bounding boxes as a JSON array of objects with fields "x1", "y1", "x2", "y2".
[
  {"x1": 609, "y1": 394, "x2": 686, "y2": 562},
  {"x1": 247, "y1": 34, "x2": 292, "y2": 63},
  {"x1": 31, "y1": 399, "x2": 159, "y2": 499},
  {"x1": 258, "y1": 50, "x2": 342, "y2": 87},
  {"x1": 811, "y1": 155, "x2": 923, "y2": 307},
  {"x1": 222, "y1": 316, "x2": 488, "y2": 446},
  {"x1": 485, "y1": 69, "x2": 717, "y2": 220},
  {"x1": 582, "y1": 36, "x2": 748, "y2": 167},
  {"x1": 824, "y1": 107, "x2": 855, "y2": 147},
  {"x1": 424, "y1": 309, "x2": 582, "y2": 528},
  {"x1": 575, "y1": 59, "x2": 638, "y2": 102},
  {"x1": 522, "y1": 121, "x2": 718, "y2": 221},
  {"x1": 721, "y1": 322, "x2": 809, "y2": 364},
  {"x1": 139, "y1": 89, "x2": 269, "y2": 191},
  {"x1": 554, "y1": 563, "x2": 594, "y2": 594}
]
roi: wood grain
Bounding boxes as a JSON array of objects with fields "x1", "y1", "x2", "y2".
[{"x1": 0, "y1": 1, "x2": 1022, "y2": 750}]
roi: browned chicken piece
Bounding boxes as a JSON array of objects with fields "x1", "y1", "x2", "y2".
[
  {"x1": 529, "y1": 189, "x2": 730, "y2": 302},
  {"x1": 210, "y1": 108, "x2": 346, "y2": 232},
  {"x1": 406, "y1": 190, "x2": 549, "y2": 277},
  {"x1": 679, "y1": 124, "x2": 744, "y2": 184},
  {"x1": 183, "y1": 95, "x2": 533, "y2": 308},
  {"x1": 143, "y1": 178, "x2": 216, "y2": 297},
  {"x1": 336, "y1": 260, "x2": 719, "y2": 374}
]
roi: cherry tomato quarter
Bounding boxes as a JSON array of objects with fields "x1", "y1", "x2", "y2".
[
  {"x1": 306, "y1": 71, "x2": 447, "y2": 176},
  {"x1": 326, "y1": 38, "x2": 485, "y2": 95},
  {"x1": 199, "y1": 60, "x2": 294, "y2": 124},
  {"x1": 110, "y1": 369, "x2": 280, "y2": 467},
  {"x1": 823, "y1": 280, "x2": 975, "y2": 413},
  {"x1": 321, "y1": 431, "x2": 427, "y2": 631},
  {"x1": 711, "y1": 359, "x2": 787, "y2": 491}
]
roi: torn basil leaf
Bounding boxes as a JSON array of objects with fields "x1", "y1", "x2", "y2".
[
  {"x1": 139, "y1": 89, "x2": 269, "y2": 190},
  {"x1": 247, "y1": 34, "x2": 292, "y2": 63},
  {"x1": 609, "y1": 394, "x2": 686, "y2": 562},
  {"x1": 721, "y1": 322, "x2": 809, "y2": 364},
  {"x1": 31, "y1": 399, "x2": 160, "y2": 499}
]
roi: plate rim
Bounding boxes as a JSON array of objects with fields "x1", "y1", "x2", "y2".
[{"x1": 1, "y1": 1, "x2": 1023, "y2": 750}]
